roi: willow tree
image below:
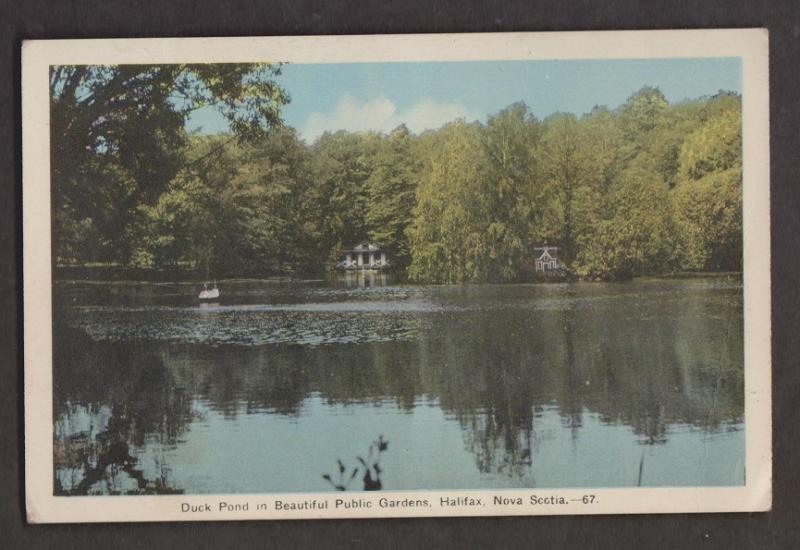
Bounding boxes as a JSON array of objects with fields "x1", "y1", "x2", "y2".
[
  {"x1": 578, "y1": 168, "x2": 676, "y2": 279},
  {"x1": 407, "y1": 121, "x2": 492, "y2": 283},
  {"x1": 672, "y1": 104, "x2": 743, "y2": 271}
]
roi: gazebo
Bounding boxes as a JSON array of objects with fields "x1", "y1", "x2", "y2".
[
  {"x1": 534, "y1": 245, "x2": 560, "y2": 272},
  {"x1": 337, "y1": 241, "x2": 391, "y2": 271}
]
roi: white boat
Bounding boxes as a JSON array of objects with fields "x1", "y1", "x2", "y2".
[{"x1": 198, "y1": 283, "x2": 220, "y2": 300}]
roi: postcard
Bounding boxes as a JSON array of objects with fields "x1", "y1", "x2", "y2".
[{"x1": 23, "y1": 29, "x2": 771, "y2": 522}]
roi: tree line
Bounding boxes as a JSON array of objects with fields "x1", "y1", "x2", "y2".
[{"x1": 51, "y1": 64, "x2": 742, "y2": 282}]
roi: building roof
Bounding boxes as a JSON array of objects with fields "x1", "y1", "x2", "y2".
[
  {"x1": 534, "y1": 245, "x2": 559, "y2": 260},
  {"x1": 345, "y1": 241, "x2": 381, "y2": 253}
]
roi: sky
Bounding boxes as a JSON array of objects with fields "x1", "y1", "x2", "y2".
[{"x1": 186, "y1": 58, "x2": 741, "y2": 143}]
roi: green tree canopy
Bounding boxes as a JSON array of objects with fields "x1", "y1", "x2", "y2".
[
  {"x1": 365, "y1": 125, "x2": 421, "y2": 263},
  {"x1": 51, "y1": 63, "x2": 288, "y2": 264},
  {"x1": 51, "y1": 77, "x2": 743, "y2": 283},
  {"x1": 672, "y1": 103, "x2": 743, "y2": 271}
]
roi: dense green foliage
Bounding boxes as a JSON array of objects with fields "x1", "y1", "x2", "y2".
[
  {"x1": 50, "y1": 63, "x2": 289, "y2": 266},
  {"x1": 52, "y1": 69, "x2": 742, "y2": 281}
]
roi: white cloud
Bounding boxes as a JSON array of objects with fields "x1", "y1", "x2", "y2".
[
  {"x1": 300, "y1": 95, "x2": 480, "y2": 142},
  {"x1": 402, "y1": 99, "x2": 481, "y2": 135}
]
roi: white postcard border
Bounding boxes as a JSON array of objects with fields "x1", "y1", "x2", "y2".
[{"x1": 22, "y1": 29, "x2": 771, "y2": 523}]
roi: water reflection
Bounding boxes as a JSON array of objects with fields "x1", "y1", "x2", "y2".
[
  {"x1": 53, "y1": 278, "x2": 744, "y2": 494},
  {"x1": 341, "y1": 270, "x2": 389, "y2": 289},
  {"x1": 54, "y1": 330, "x2": 191, "y2": 494}
]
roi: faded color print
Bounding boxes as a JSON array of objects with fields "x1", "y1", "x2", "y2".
[{"x1": 47, "y1": 53, "x2": 746, "y2": 497}]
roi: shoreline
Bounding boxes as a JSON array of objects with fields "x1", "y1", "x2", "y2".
[{"x1": 52, "y1": 271, "x2": 743, "y2": 286}]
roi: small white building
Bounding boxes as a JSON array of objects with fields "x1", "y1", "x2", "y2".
[
  {"x1": 338, "y1": 241, "x2": 390, "y2": 271},
  {"x1": 534, "y1": 245, "x2": 559, "y2": 272}
]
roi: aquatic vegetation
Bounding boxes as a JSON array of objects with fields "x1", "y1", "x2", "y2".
[{"x1": 323, "y1": 435, "x2": 389, "y2": 491}]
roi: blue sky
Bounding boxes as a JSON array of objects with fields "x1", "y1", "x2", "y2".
[{"x1": 186, "y1": 58, "x2": 741, "y2": 143}]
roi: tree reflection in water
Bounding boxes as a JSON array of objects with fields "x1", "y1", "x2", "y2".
[
  {"x1": 53, "y1": 280, "x2": 744, "y2": 492},
  {"x1": 54, "y1": 324, "x2": 189, "y2": 494}
]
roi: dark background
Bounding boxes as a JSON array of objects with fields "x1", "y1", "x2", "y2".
[{"x1": 2, "y1": 1, "x2": 798, "y2": 548}]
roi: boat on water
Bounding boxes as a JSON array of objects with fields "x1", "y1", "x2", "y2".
[{"x1": 198, "y1": 283, "x2": 220, "y2": 300}]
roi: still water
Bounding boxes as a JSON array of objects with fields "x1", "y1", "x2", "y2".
[{"x1": 52, "y1": 275, "x2": 744, "y2": 495}]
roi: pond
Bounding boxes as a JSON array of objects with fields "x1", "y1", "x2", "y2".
[{"x1": 52, "y1": 275, "x2": 744, "y2": 495}]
